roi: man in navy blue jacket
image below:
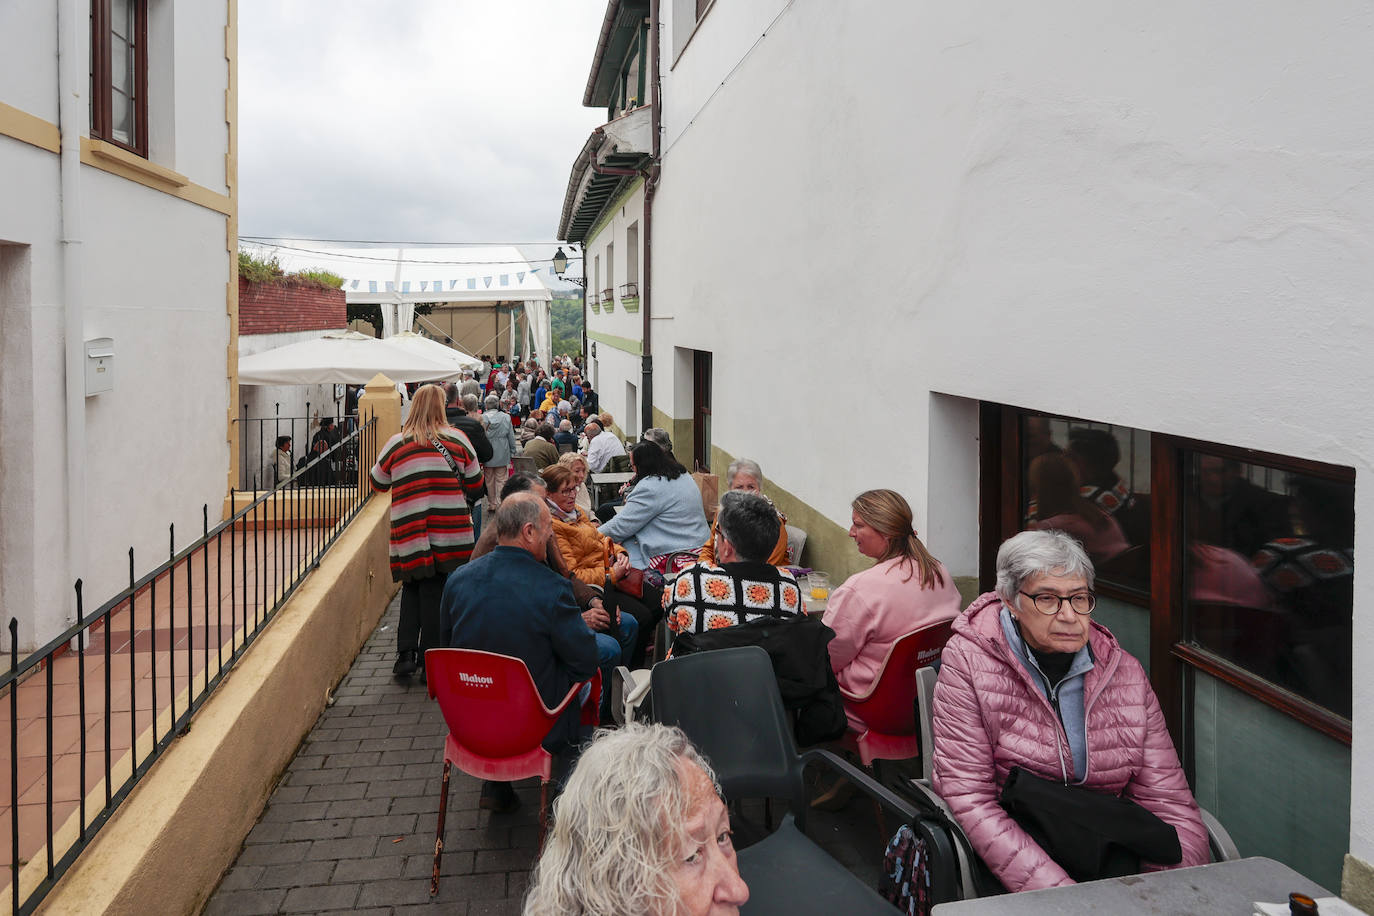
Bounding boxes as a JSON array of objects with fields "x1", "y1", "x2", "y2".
[{"x1": 441, "y1": 492, "x2": 598, "y2": 811}]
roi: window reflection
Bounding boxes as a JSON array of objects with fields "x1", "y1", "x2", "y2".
[
  {"x1": 1185, "y1": 454, "x2": 1352, "y2": 718},
  {"x1": 1021, "y1": 416, "x2": 1152, "y2": 592}
]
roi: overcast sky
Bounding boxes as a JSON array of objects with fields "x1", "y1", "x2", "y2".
[{"x1": 239, "y1": 0, "x2": 609, "y2": 278}]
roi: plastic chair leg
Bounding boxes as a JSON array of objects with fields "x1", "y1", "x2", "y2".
[
  {"x1": 430, "y1": 760, "x2": 451, "y2": 896},
  {"x1": 537, "y1": 781, "x2": 551, "y2": 849}
]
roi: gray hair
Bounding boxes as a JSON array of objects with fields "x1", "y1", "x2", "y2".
[
  {"x1": 524, "y1": 723, "x2": 721, "y2": 916},
  {"x1": 495, "y1": 493, "x2": 544, "y2": 541},
  {"x1": 717, "y1": 491, "x2": 780, "y2": 563},
  {"x1": 559, "y1": 418, "x2": 573, "y2": 431},
  {"x1": 995, "y1": 529, "x2": 1095, "y2": 605},
  {"x1": 642, "y1": 427, "x2": 673, "y2": 451},
  {"x1": 484, "y1": 394, "x2": 500, "y2": 410},
  {"x1": 461, "y1": 393, "x2": 479, "y2": 412},
  {"x1": 726, "y1": 458, "x2": 763, "y2": 488}
]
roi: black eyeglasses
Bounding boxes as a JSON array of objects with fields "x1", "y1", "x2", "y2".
[{"x1": 1019, "y1": 591, "x2": 1096, "y2": 615}]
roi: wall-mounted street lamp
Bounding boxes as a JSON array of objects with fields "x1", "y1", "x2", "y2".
[{"x1": 552, "y1": 247, "x2": 587, "y2": 288}]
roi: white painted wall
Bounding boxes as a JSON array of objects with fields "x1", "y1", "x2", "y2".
[
  {"x1": 0, "y1": 1, "x2": 231, "y2": 650},
  {"x1": 643, "y1": 0, "x2": 1374, "y2": 868}
]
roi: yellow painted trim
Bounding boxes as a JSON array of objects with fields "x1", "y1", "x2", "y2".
[
  {"x1": 587, "y1": 328, "x2": 643, "y2": 356},
  {"x1": 0, "y1": 101, "x2": 60, "y2": 153},
  {"x1": 225, "y1": 0, "x2": 241, "y2": 493},
  {"x1": 79, "y1": 137, "x2": 233, "y2": 216}
]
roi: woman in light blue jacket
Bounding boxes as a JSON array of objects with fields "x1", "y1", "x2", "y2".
[{"x1": 599, "y1": 442, "x2": 710, "y2": 571}]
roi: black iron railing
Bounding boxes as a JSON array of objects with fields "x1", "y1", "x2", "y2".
[
  {"x1": 1, "y1": 416, "x2": 378, "y2": 915},
  {"x1": 235, "y1": 406, "x2": 363, "y2": 491}
]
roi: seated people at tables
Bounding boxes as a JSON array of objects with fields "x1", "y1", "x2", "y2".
[
  {"x1": 599, "y1": 442, "x2": 711, "y2": 574},
  {"x1": 664, "y1": 491, "x2": 802, "y2": 637},
  {"x1": 823, "y1": 489, "x2": 961, "y2": 727},
  {"x1": 699, "y1": 459, "x2": 790, "y2": 566},
  {"x1": 465, "y1": 473, "x2": 638, "y2": 692},
  {"x1": 542, "y1": 464, "x2": 658, "y2": 668},
  {"x1": 1026, "y1": 452, "x2": 1128, "y2": 563},
  {"x1": 441, "y1": 493, "x2": 599, "y2": 812},
  {"x1": 523, "y1": 423, "x2": 560, "y2": 470},
  {"x1": 584, "y1": 419, "x2": 626, "y2": 473},
  {"x1": 556, "y1": 451, "x2": 594, "y2": 515},
  {"x1": 931, "y1": 530, "x2": 1208, "y2": 892},
  {"x1": 555, "y1": 419, "x2": 579, "y2": 451},
  {"x1": 524, "y1": 723, "x2": 749, "y2": 916},
  {"x1": 599, "y1": 410, "x2": 625, "y2": 444}
]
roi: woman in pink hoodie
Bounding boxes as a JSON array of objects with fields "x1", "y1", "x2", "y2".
[
  {"x1": 822, "y1": 489, "x2": 962, "y2": 728},
  {"x1": 931, "y1": 529, "x2": 1208, "y2": 892}
]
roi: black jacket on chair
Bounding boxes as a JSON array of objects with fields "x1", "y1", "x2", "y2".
[{"x1": 670, "y1": 613, "x2": 848, "y2": 746}]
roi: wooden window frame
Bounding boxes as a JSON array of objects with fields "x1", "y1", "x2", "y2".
[
  {"x1": 90, "y1": 0, "x2": 149, "y2": 158},
  {"x1": 979, "y1": 402, "x2": 1353, "y2": 748}
]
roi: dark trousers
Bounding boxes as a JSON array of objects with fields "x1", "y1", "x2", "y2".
[
  {"x1": 398, "y1": 573, "x2": 448, "y2": 655},
  {"x1": 605, "y1": 584, "x2": 663, "y2": 669}
]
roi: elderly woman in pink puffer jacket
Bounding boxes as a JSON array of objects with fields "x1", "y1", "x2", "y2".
[{"x1": 931, "y1": 530, "x2": 1208, "y2": 893}]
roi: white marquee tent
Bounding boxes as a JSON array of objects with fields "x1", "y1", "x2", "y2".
[
  {"x1": 241, "y1": 243, "x2": 554, "y2": 367},
  {"x1": 237, "y1": 330, "x2": 465, "y2": 386}
]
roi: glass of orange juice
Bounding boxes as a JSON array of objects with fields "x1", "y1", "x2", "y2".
[{"x1": 807, "y1": 572, "x2": 831, "y2": 614}]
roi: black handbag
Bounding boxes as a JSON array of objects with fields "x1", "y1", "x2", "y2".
[{"x1": 999, "y1": 766, "x2": 1183, "y2": 882}]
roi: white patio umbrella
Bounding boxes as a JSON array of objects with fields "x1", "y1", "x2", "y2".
[
  {"x1": 237, "y1": 330, "x2": 464, "y2": 386},
  {"x1": 384, "y1": 331, "x2": 483, "y2": 373}
]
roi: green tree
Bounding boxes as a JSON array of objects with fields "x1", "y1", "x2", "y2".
[{"x1": 550, "y1": 293, "x2": 585, "y2": 358}]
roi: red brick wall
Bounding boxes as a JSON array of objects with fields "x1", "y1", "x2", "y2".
[{"x1": 238, "y1": 278, "x2": 347, "y2": 336}]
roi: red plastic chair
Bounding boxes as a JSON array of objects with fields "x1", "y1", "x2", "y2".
[
  {"x1": 838, "y1": 619, "x2": 954, "y2": 766},
  {"x1": 425, "y1": 648, "x2": 600, "y2": 896}
]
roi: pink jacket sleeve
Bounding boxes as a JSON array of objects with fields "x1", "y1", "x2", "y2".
[
  {"x1": 821, "y1": 584, "x2": 870, "y2": 677},
  {"x1": 931, "y1": 642, "x2": 1073, "y2": 893},
  {"x1": 1121, "y1": 678, "x2": 1210, "y2": 870}
]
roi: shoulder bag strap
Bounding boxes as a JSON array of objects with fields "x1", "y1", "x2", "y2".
[{"x1": 429, "y1": 434, "x2": 462, "y2": 477}]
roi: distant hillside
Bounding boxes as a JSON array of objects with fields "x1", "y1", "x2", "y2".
[{"x1": 551, "y1": 294, "x2": 584, "y2": 358}]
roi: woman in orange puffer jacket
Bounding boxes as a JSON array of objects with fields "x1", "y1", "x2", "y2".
[{"x1": 541, "y1": 465, "x2": 661, "y2": 667}]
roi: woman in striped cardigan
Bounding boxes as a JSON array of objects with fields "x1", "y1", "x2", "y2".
[{"x1": 370, "y1": 384, "x2": 486, "y2": 678}]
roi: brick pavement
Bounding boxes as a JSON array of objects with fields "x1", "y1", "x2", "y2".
[
  {"x1": 206, "y1": 594, "x2": 891, "y2": 915},
  {"x1": 205, "y1": 595, "x2": 539, "y2": 916}
]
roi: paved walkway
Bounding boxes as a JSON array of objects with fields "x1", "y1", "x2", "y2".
[
  {"x1": 206, "y1": 595, "x2": 890, "y2": 915},
  {"x1": 206, "y1": 595, "x2": 537, "y2": 916}
]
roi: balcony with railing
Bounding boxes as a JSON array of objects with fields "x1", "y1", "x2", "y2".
[
  {"x1": 619, "y1": 281, "x2": 639, "y2": 312},
  {"x1": 600, "y1": 288, "x2": 616, "y2": 312}
]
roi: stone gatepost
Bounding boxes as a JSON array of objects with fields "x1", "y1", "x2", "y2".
[{"x1": 356, "y1": 374, "x2": 402, "y2": 489}]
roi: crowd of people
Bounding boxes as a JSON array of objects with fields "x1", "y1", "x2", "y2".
[{"x1": 364, "y1": 356, "x2": 1211, "y2": 913}]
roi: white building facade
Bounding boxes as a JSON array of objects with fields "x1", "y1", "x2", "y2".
[
  {"x1": 564, "y1": 0, "x2": 1374, "y2": 900},
  {"x1": 0, "y1": 1, "x2": 237, "y2": 650}
]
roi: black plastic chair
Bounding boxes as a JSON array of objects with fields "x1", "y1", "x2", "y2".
[{"x1": 650, "y1": 645, "x2": 915, "y2": 915}]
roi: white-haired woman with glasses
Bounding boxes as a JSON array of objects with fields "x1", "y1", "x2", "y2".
[
  {"x1": 930, "y1": 529, "x2": 1208, "y2": 893},
  {"x1": 524, "y1": 723, "x2": 749, "y2": 916}
]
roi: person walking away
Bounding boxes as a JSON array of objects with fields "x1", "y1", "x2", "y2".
[
  {"x1": 370, "y1": 384, "x2": 485, "y2": 679},
  {"x1": 481, "y1": 394, "x2": 517, "y2": 511}
]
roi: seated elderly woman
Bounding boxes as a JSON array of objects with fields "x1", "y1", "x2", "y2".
[
  {"x1": 523, "y1": 723, "x2": 749, "y2": 916},
  {"x1": 542, "y1": 463, "x2": 661, "y2": 667},
  {"x1": 699, "y1": 459, "x2": 791, "y2": 566},
  {"x1": 599, "y1": 442, "x2": 710, "y2": 575},
  {"x1": 555, "y1": 451, "x2": 594, "y2": 514},
  {"x1": 931, "y1": 529, "x2": 1209, "y2": 892}
]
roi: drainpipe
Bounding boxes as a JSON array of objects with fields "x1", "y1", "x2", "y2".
[
  {"x1": 641, "y1": 0, "x2": 661, "y2": 438},
  {"x1": 57, "y1": 0, "x2": 88, "y2": 628}
]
